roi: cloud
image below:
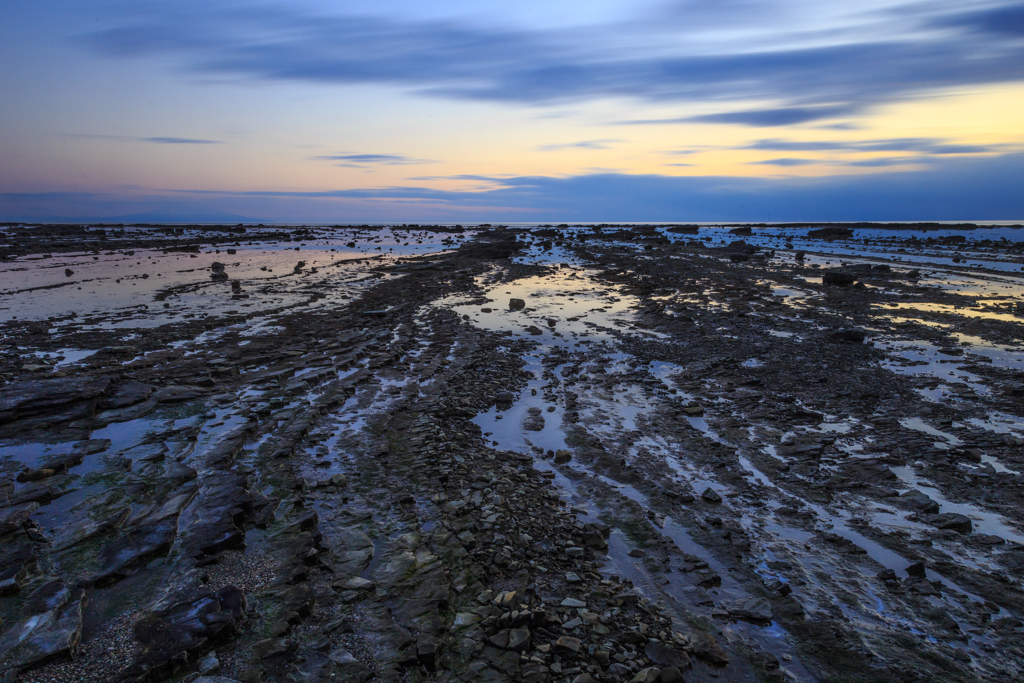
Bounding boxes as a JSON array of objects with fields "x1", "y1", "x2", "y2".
[
  {"x1": 680, "y1": 105, "x2": 859, "y2": 127},
  {"x1": 749, "y1": 157, "x2": 822, "y2": 166},
  {"x1": 537, "y1": 139, "x2": 621, "y2": 151},
  {"x1": 7, "y1": 150, "x2": 1020, "y2": 222},
  {"x1": 747, "y1": 155, "x2": 925, "y2": 167},
  {"x1": 932, "y1": 4, "x2": 1024, "y2": 37},
  {"x1": 142, "y1": 136, "x2": 221, "y2": 144},
  {"x1": 746, "y1": 137, "x2": 1000, "y2": 154},
  {"x1": 312, "y1": 153, "x2": 433, "y2": 166},
  {"x1": 68, "y1": 133, "x2": 222, "y2": 144},
  {"x1": 79, "y1": 1, "x2": 1024, "y2": 122}
]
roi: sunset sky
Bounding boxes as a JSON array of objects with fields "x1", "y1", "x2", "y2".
[{"x1": 1, "y1": 0, "x2": 1023, "y2": 222}]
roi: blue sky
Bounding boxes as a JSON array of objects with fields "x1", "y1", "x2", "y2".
[{"x1": 1, "y1": 0, "x2": 1022, "y2": 222}]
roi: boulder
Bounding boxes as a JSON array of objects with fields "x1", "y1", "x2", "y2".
[
  {"x1": 523, "y1": 408, "x2": 545, "y2": 431},
  {"x1": 725, "y1": 240, "x2": 756, "y2": 254},
  {"x1": 644, "y1": 641, "x2": 690, "y2": 669},
  {"x1": 126, "y1": 586, "x2": 246, "y2": 681},
  {"x1": 900, "y1": 490, "x2": 939, "y2": 514},
  {"x1": 807, "y1": 226, "x2": 854, "y2": 239},
  {"x1": 830, "y1": 328, "x2": 866, "y2": 343},
  {"x1": 925, "y1": 513, "x2": 972, "y2": 534},
  {"x1": 509, "y1": 298, "x2": 526, "y2": 310},
  {"x1": 822, "y1": 270, "x2": 856, "y2": 286},
  {"x1": 0, "y1": 583, "x2": 86, "y2": 672},
  {"x1": 701, "y1": 488, "x2": 722, "y2": 503}
]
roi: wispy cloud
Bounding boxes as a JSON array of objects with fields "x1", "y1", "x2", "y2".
[
  {"x1": 749, "y1": 157, "x2": 822, "y2": 166},
  {"x1": 537, "y1": 139, "x2": 621, "y2": 151},
  {"x1": 930, "y1": 4, "x2": 1024, "y2": 37},
  {"x1": 621, "y1": 105, "x2": 860, "y2": 128},
  {"x1": 81, "y1": 1, "x2": 1024, "y2": 124},
  {"x1": 143, "y1": 136, "x2": 220, "y2": 144},
  {"x1": 312, "y1": 153, "x2": 434, "y2": 167},
  {"x1": 746, "y1": 137, "x2": 1000, "y2": 154},
  {"x1": 7, "y1": 151, "x2": 1019, "y2": 222},
  {"x1": 68, "y1": 133, "x2": 222, "y2": 144}
]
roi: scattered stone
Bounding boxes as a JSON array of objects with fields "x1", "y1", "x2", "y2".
[
  {"x1": 901, "y1": 490, "x2": 940, "y2": 514},
  {"x1": 701, "y1": 487, "x2": 722, "y2": 503}
]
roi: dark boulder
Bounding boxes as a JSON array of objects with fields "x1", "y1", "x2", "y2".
[
  {"x1": 126, "y1": 586, "x2": 246, "y2": 682},
  {"x1": 822, "y1": 270, "x2": 856, "y2": 286},
  {"x1": 807, "y1": 226, "x2": 854, "y2": 239},
  {"x1": 830, "y1": 328, "x2": 866, "y2": 343},
  {"x1": 900, "y1": 490, "x2": 939, "y2": 514}
]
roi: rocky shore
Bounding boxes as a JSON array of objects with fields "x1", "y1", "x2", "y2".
[{"x1": 1, "y1": 223, "x2": 1023, "y2": 682}]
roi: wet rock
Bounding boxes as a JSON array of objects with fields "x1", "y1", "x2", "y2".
[
  {"x1": 822, "y1": 270, "x2": 856, "y2": 286},
  {"x1": 194, "y1": 678, "x2": 242, "y2": 683},
  {"x1": 954, "y1": 447, "x2": 983, "y2": 464},
  {"x1": 0, "y1": 376, "x2": 112, "y2": 425},
  {"x1": 72, "y1": 438, "x2": 112, "y2": 455},
  {"x1": 900, "y1": 490, "x2": 940, "y2": 514},
  {"x1": 644, "y1": 641, "x2": 690, "y2": 669},
  {"x1": 725, "y1": 240, "x2": 756, "y2": 254},
  {"x1": 126, "y1": 586, "x2": 246, "y2": 682},
  {"x1": 808, "y1": 226, "x2": 854, "y2": 239},
  {"x1": 523, "y1": 407, "x2": 545, "y2": 431},
  {"x1": 509, "y1": 298, "x2": 526, "y2": 310},
  {"x1": 925, "y1": 512, "x2": 972, "y2": 534},
  {"x1": 906, "y1": 561, "x2": 927, "y2": 579},
  {"x1": 723, "y1": 598, "x2": 772, "y2": 622},
  {"x1": 701, "y1": 487, "x2": 722, "y2": 503},
  {"x1": 0, "y1": 537, "x2": 39, "y2": 595},
  {"x1": 88, "y1": 520, "x2": 178, "y2": 586},
  {"x1": 103, "y1": 381, "x2": 154, "y2": 409},
  {"x1": 658, "y1": 667, "x2": 683, "y2": 683},
  {"x1": 631, "y1": 668, "x2": 661, "y2": 683},
  {"x1": 554, "y1": 449, "x2": 572, "y2": 464},
  {"x1": 728, "y1": 253, "x2": 749, "y2": 262},
  {"x1": 16, "y1": 468, "x2": 55, "y2": 483},
  {"x1": 199, "y1": 651, "x2": 220, "y2": 675},
  {"x1": 0, "y1": 502, "x2": 38, "y2": 535},
  {"x1": 556, "y1": 636, "x2": 581, "y2": 653},
  {"x1": 830, "y1": 328, "x2": 866, "y2": 343},
  {"x1": 329, "y1": 648, "x2": 372, "y2": 683},
  {"x1": 0, "y1": 583, "x2": 86, "y2": 673}
]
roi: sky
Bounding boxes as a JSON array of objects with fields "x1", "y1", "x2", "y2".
[{"x1": 1, "y1": 0, "x2": 1023, "y2": 223}]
